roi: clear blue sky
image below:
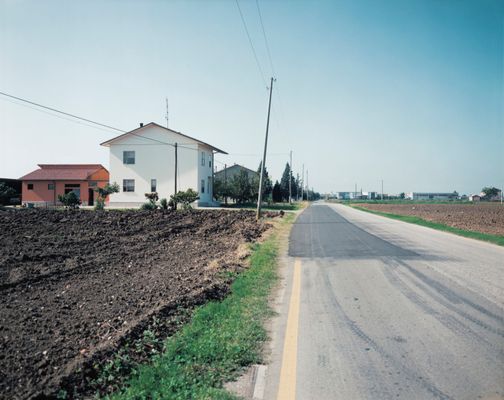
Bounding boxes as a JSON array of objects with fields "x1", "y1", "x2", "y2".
[{"x1": 1, "y1": 0, "x2": 502, "y2": 195}]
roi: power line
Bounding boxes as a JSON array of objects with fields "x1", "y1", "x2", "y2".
[
  {"x1": 254, "y1": 0, "x2": 290, "y2": 161},
  {"x1": 235, "y1": 0, "x2": 267, "y2": 87},
  {"x1": 0, "y1": 96, "x2": 121, "y2": 135},
  {"x1": 0, "y1": 91, "x2": 125, "y2": 133},
  {"x1": 0, "y1": 90, "x2": 210, "y2": 151},
  {"x1": 255, "y1": 0, "x2": 276, "y2": 77}
]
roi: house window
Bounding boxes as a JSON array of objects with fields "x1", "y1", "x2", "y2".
[
  {"x1": 151, "y1": 179, "x2": 157, "y2": 193},
  {"x1": 201, "y1": 179, "x2": 205, "y2": 194},
  {"x1": 123, "y1": 179, "x2": 135, "y2": 192},
  {"x1": 209, "y1": 160, "x2": 212, "y2": 168},
  {"x1": 48, "y1": 183, "x2": 55, "y2": 190},
  {"x1": 27, "y1": 183, "x2": 33, "y2": 190},
  {"x1": 201, "y1": 151, "x2": 205, "y2": 166},
  {"x1": 89, "y1": 181, "x2": 97, "y2": 187},
  {"x1": 123, "y1": 151, "x2": 135, "y2": 164}
]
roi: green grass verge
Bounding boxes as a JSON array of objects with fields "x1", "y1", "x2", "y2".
[
  {"x1": 107, "y1": 220, "x2": 289, "y2": 400},
  {"x1": 351, "y1": 205, "x2": 504, "y2": 247}
]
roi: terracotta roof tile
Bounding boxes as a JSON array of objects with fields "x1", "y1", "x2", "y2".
[{"x1": 20, "y1": 164, "x2": 107, "y2": 181}]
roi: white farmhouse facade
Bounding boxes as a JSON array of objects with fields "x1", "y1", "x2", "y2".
[{"x1": 101, "y1": 122, "x2": 227, "y2": 207}]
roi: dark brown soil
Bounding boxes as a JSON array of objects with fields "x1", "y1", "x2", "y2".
[
  {"x1": 0, "y1": 208, "x2": 268, "y2": 399},
  {"x1": 357, "y1": 203, "x2": 504, "y2": 236}
]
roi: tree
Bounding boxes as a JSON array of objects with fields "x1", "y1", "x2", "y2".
[
  {"x1": 251, "y1": 163, "x2": 273, "y2": 204},
  {"x1": 213, "y1": 177, "x2": 232, "y2": 204},
  {"x1": 0, "y1": 183, "x2": 16, "y2": 205},
  {"x1": 280, "y1": 163, "x2": 291, "y2": 202},
  {"x1": 399, "y1": 192, "x2": 405, "y2": 199},
  {"x1": 481, "y1": 187, "x2": 500, "y2": 199},
  {"x1": 230, "y1": 170, "x2": 253, "y2": 204},
  {"x1": 94, "y1": 182, "x2": 120, "y2": 210},
  {"x1": 272, "y1": 180, "x2": 282, "y2": 203},
  {"x1": 58, "y1": 192, "x2": 80, "y2": 209}
]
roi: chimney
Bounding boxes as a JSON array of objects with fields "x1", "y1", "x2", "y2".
[{"x1": 140, "y1": 123, "x2": 144, "y2": 127}]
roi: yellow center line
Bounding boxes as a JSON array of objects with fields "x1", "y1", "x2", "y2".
[{"x1": 277, "y1": 258, "x2": 302, "y2": 400}]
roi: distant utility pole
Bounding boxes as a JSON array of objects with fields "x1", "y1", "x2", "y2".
[
  {"x1": 257, "y1": 77, "x2": 275, "y2": 220},
  {"x1": 381, "y1": 179, "x2": 384, "y2": 200},
  {"x1": 165, "y1": 98, "x2": 169, "y2": 128},
  {"x1": 306, "y1": 170, "x2": 309, "y2": 201},
  {"x1": 301, "y1": 164, "x2": 305, "y2": 201},
  {"x1": 355, "y1": 183, "x2": 357, "y2": 200},
  {"x1": 289, "y1": 150, "x2": 293, "y2": 204}
]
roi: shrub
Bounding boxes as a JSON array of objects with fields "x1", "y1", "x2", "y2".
[
  {"x1": 140, "y1": 202, "x2": 157, "y2": 211},
  {"x1": 170, "y1": 189, "x2": 199, "y2": 210},
  {"x1": 145, "y1": 192, "x2": 159, "y2": 202},
  {"x1": 141, "y1": 192, "x2": 159, "y2": 211},
  {"x1": 58, "y1": 192, "x2": 81, "y2": 209},
  {"x1": 160, "y1": 198, "x2": 168, "y2": 210}
]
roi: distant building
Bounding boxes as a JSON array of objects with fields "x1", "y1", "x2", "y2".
[
  {"x1": 214, "y1": 164, "x2": 258, "y2": 183},
  {"x1": 406, "y1": 192, "x2": 459, "y2": 201},
  {"x1": 469, "y1": 194, "x2": 481, "y2": 202},
  {"x1": 336, "y1": 192, "x2": 352, "y2": 200},
  {"x1": 362, "y1": 191, "x2": 377, "y2": 200},
  {"x1": 335, "y1": 191, "x2": 377, "y2": 200},
  {"x1": 20, "y1": 164, "x2": 109, "y2": 207}
]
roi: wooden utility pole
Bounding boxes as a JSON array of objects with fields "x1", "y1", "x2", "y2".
[
  {"x1": 174, "y1": 142, "x2": 178, "y2": 209},
  {"x1": 381, "y1": 179, "x2": 384, "y2": 201},
  {"x1": 257, "y1": 77, "x2": 275, "y2": 220},
  {"x1": 224, "y1": 164, "x2": 228, "y2": 205},
  {"x1": 289, "y1": 150, "x2": 292, "y2": 204}
]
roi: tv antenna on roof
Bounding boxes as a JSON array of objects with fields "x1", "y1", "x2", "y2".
[{"x1": 165, "y1": 98, "x2": 169, "y2": 128}]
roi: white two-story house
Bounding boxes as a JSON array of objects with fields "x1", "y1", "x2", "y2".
[{"x1": 100, "y1": 122, "x2": 227, "y2": 207}]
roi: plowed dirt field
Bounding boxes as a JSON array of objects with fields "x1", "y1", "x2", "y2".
[
  {"x1": 0, "y1": 208, "x2": 268, "y2": 399},
  {"x1": 355, "y1": 203, "x2": 504, "y2": 236}
]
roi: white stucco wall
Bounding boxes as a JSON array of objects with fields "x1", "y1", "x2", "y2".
[
  {"x1": 197, "y1": 148, "x2": 214, "y2": 204},
  {"x1": 105, "y1": 125, "x2": 216, "y2": 206}
]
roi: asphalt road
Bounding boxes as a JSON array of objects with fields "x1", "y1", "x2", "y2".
[{"x1": 263, "y1": 203, "x2": 504, "y2": 400}]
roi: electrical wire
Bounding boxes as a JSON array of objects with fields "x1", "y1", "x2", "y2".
[
  {"x1": 0, "y1": 90, "x2": 214, "y2": 151},
  {"x1": 255, "y1": 0, "x2": 276, "y2": 78},
  {"x1": 235, "y1": 0, "x2": 267, "y2": 87},
  {"x1": 0, "y1": 97, "x2": 122, "y2": 135},
  {"x1": 0, "y1": 91, "x2": 126, "y2": 133}
]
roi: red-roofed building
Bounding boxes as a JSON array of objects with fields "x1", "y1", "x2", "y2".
[{"x1": 20, "y1": 164, "x2": 109, "y2": 206}]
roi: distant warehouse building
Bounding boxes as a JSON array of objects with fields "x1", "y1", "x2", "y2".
[{"x1": 406, "y1": 192, "x2": 459, "y2": 201}]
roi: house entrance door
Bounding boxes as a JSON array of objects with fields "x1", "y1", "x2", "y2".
[{"x1": 88, "y1": 188, "x2": 94, "y2": 206}]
